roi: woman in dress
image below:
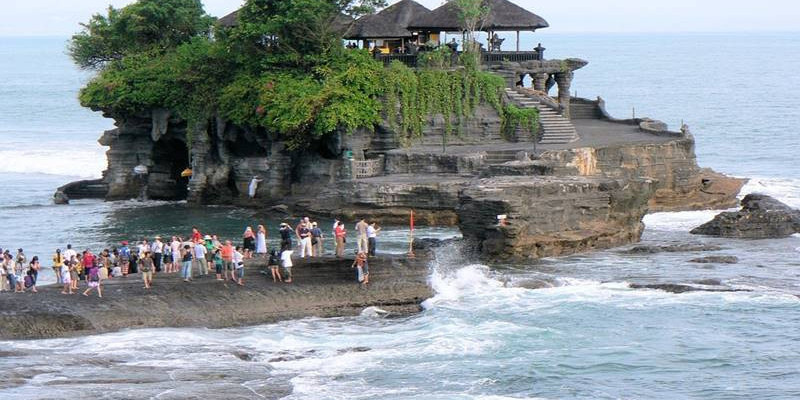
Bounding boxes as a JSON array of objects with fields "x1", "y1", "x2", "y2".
[
  {"x1": 242, "y1": 226, "x2": 256, "y2": 259},
  {"x1": 255, "y1": 225, "x2": 268, "y2": 258}
]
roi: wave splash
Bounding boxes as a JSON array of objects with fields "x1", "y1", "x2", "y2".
[{"x1": 0, "y1": 146, "x2": 106, "y2": 178}]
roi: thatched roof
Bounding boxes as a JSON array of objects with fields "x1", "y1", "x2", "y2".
[
  {"x1": 408, "y1": 0, "x2": 549, "y2": 32},
  {"x1": 345, "y1": 0, "x2": 432, "y2": 39},
  {"x1": 218, "y1": 10, "x2": 239, "y2": 28}
]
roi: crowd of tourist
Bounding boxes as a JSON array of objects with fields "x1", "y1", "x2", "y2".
[{"x1": 0, "y1": 217, "x2": 382, "y2": 296}]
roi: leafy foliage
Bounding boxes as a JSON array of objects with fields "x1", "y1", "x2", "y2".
[
  {"x1": 502, "y1": 104, "x2": 540, "y2": 141},
  {"x1": 69, "y1": 0, "x2": 213, "y2": 69},
  {"x1": 74, "y1": 0, "x2": 513, "y2": 153}
]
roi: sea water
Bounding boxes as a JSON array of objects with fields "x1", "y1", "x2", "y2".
[{"x1": 1, "y1": 33, "x2": 800, "y2": 399}]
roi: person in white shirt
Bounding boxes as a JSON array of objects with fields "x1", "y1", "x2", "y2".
[
  {"x1": 170, "y1": 236, "x2": 182, "y2": 274},
  {"x1": 63, "y1": 244, "x2": 77, "y2": 266},
  {"x1": 151, "y1": 236, "x2": 164, "y2": 273},
  {"x1": 281, "y1": 249, "x2": 294, "y2": 283},
  {"x1": 233, "y1": 246, "x2": 245, "y2": 286},
  {"x1": 193, "y1": 241, "x2": 208, "y2": 277},
  {"x1": 366, "y1": 222, "x2": 381, "y2": 257}
]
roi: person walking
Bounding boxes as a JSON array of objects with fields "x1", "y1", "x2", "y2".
[
  {"x1": 355, "y1": 219, "x2": 369, "y2": 253},
  {"x1": 170, "y1": 236, "x2": 182, "y2": 274},
  {"x1": 82, "y1": 262, "x2": 102, "y2": 298},
  {"x1": 335, "y1": 221, "x2": 347, "y2": 258},
  {"x1": 139, "y1": 251, "x2": 155, "y2": 289},
  {"x1": 256, "y1": 225, "x2": 268, "y2": 257}
]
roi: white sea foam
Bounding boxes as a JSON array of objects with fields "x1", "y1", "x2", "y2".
[
  {"x1": 739, "y1": 176, "x2": 800, "y2": 208},
  {"x1": 0, "y1": 146, "x2": 106, "y2": 178}
]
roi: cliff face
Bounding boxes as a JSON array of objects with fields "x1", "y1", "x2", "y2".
[
  {"x1": 458, "y1": 176, "x2": 654, "y2": 260},
  {"x1": 70, "y1": 95, "x2": 745, "y2": 261}
]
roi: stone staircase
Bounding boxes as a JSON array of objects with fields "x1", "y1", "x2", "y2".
[{"x1": 504, "y1": 88, "x2": 579, "y2": 144}]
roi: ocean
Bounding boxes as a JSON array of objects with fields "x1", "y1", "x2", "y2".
[{"x1": 1, "y1": 33, "x2": 800, "y2": 399}]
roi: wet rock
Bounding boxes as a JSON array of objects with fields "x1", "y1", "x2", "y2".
[
  {"x1": 53, "y1": 190, "x2": 69, "y2": 205},
  {"x1": 337, "y1": 347, "x2": 371, "y2": 354},
  {"x1": 691, "y1": 193, "x2": 800, "y2": 238},
  {"x1": 689, "y1": 256, "x2": 739, "y2": 264},
  {"x1": 233, "y1": 351, "x2": 256, "y2": 361},
  {"x1": 510, "y1": 279, "x2": 557, "y2": 290},
  {"x1": 623, "y1": 244, "x2": 723, "y2": 254},
  {"x1": 269, "y1": 204, "x2": 290, "y2": 214},
  {"x1": 693, "y1": 279, "x2": 723, "y2": 286},
  {"x1": 629, "y1": 283, "x2": 750, "y2": 294}
]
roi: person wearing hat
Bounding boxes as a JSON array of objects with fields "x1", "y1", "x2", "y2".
[
  {"x1": 203, "y1": 235, "x2": 215, "y2": 273},
  {"x1": 151, "y1": 236, "x2": 164, "y2": 273}
]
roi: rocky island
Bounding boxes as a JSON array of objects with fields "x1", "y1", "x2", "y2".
[{"x1": 57, "y1": 0, "x2": 744, "y2": 263}]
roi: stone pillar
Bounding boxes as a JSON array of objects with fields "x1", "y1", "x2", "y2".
[
  {"x1": 532, "y1": 73, "x2": 549, "y2": 92},
  {"x1": 555, "y1": 71, "x2": 574, "y2": 118}
]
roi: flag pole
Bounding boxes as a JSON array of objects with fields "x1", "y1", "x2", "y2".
[{"x1": 407, "y1": 210, "x2": 415, "y2": 258}]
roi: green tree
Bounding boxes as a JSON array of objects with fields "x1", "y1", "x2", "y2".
[
  {"x1": 69, "y1": 0, "x2": 214, "y2": 69},
  {"x1": 447, "y1": 0, "x2": 489, "y2": 53}
]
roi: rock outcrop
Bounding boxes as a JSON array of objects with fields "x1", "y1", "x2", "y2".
[
  {"x1": 458, "y1": 176, "x2": 654, "y2": 260},
  {"x1": 691, "y1": 194, "x2": 800, "y2": 238},
  {"x1": 0, "y1": 255, "x2": 432, "y2": 340}
]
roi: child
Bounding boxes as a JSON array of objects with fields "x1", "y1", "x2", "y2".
[
  {"x1": 352, "y1": 252, "x2": 370, "y2": 285},
  {"x1": 280, "y1": 248, "x2": 294, "y2": 283},
  {"x1": 61, "y1": 260, "x2": 73, "y2": 295},
  {"x1": 213, "y1": 248, "x2": 224, "y2": 281},
  {"x1": 233, "y1": 246, "x2": 245, "y2": 286},
  {"x1": 83, "y1": 264, "x2": 102, "y2": 298},
  {"x1": 268, "y1": 250, "x2": 282, "y2": 283}
]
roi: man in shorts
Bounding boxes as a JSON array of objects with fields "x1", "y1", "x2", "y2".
[
  {"x1": 281, "y1": 248, "x2": 293, "y2": 283},
  {"x1": 221, "y1": 240, "x2": 234, "y2": 281}
]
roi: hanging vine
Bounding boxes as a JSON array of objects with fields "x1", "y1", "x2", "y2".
[{"x1": 501, "y1": 103, "x2": 540, "y2": 141}]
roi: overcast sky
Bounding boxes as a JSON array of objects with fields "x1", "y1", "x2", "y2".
[{"x1": 1, "y1": 0, "x2": 798, "y2": 36}]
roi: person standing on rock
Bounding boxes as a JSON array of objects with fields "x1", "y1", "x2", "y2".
[
  {"x1": 62, "y1": 244, "x2": 77, "y2": 268},
  {"x1": 221, "y1": 240, "x2": 234, "y2": 281},
  {"x1": 139, "y1": 251, "x2": 155, "y2": 289},
  {"x1": 355, "y1": 219, "x2": 369, "y2": 254},
  {"x1": 0, "y1": 254, "x2": 8, "y2": 292},
  {"x1": 151, "y1": 236, "x2": 164, "y2": 273},
  {"x1": 27, "y1": 256, "x2": 40, "y2": 293},
  {"x1": 256, "y1": 225, "x2": 268, "y2": 257},
  {"x1": 243, "y1": 226, "x2": 256, "y2": 259},
  {"x1": 279, "y1": 223, "x2": 293, "y2": 251},
  {"x1": 60, "y1": 259, "x2": 73, "y2": 295},
  {"x1": 297, "y1": 221, "x2": 312, "y2": 258},
  {"x1": 52, "y1": 249, "x2": 64, "y2": 285},
  {"x1": 281, "y1": 247, "x2": 294, "y2": 283},
  {"x1": 311, "y1": 222, "x2": 323, "y2": 257},
  {"x1": 170, "y1": 236, "x2": 181, "y2": 274},
  {"x1": 192, "y1": 239, "x2": 208, "y2": 277},
  {"x1": 233, "y1": 246, "x2": 245, "y2": 286},
  {"x1": 119, "y1": 241, "x2": 131, "y2": 276},
  {"x1": 248, "y1": 176, "x2": 262, "y2": 198},
  {"x1": 367, "y1": 222, "x2": 380, "y2": 257},
  {"x1": 268, "y1": 250, "x2": 282, "y2": 282},
  {"x1": 181, "y1": 244, "x2": 193, "y2": 282},
  {"x1": 335, "y1": 221, "x2": 347, "y2": 258}
]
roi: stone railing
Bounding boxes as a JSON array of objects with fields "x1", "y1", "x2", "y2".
[
  {"x1": 373, "y1": 51, "x2": 542, "y2": 68},
  {"x1": 351, "y1": 156, "x2": 385, "y2": 179}
]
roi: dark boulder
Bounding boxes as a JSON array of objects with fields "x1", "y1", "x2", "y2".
[
  {"x1": 624, "y1": 243, "x2": 723, "y2": 254},
  {"x1": 688, "y1": 256, "x2": 739, "y2": 264},
  {"x1": 691, "y1": 194, "x2": 800, "y2": 238}
]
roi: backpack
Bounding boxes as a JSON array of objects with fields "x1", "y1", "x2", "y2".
[{"x1": 24, "y1": 275, "x2": 33, "y2": 288}]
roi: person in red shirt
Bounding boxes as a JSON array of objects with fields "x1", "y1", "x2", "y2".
[
  {"x1": 334, "y1": 222, "x2": 347, "y2": 258},
  {"x1": 82, "y1": 250, "x2": 95, "y2": 275},
  {"x1": 220, "y1": 240, "x2": 234, "y2": 281},
  {"x1": 191, "y1": 226, "x2": 203, "y2": 244}
]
